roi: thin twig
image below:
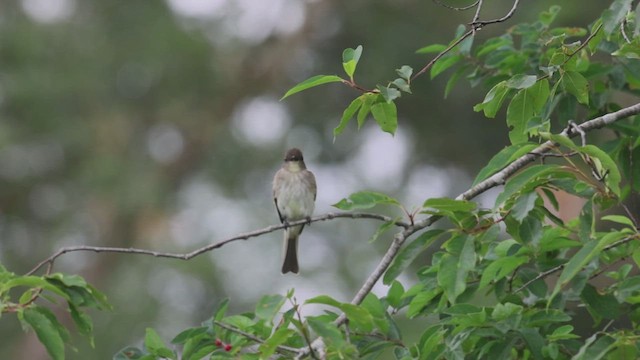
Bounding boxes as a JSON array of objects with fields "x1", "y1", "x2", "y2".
[
  {"x1": 411, "y1": 29, "x2": 474, "y2": 81},
  {"x1": 27, "y1": 212, "x2": 409, "y2": 276},
  {"x1": 472, "y1": 0, "x2": 484, "y2": 29},
  {"x1": 213, "y1": 320, "x2": 298, "y2": 354},
  {"x1": 432, "y1": 0, "x2": 479, "y2": 11},
  {"x1": 471, "y1": 0, "x2": 520, "y2": 27},
  {"x1": 621, "y1": 18, "x2": 631, "y2": 44}
]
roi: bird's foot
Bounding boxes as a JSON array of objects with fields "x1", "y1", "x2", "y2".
[{"x1": 305, "y1": 216, "x2": 312, "y2": 226}]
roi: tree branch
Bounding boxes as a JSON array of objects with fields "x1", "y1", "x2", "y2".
[
  {"x1": 212, "y1": 320, "x2": 299, "y2": 354},
  {"x1": 27, "y1": 212, "x2": 409, "y2": 276},
  {"x1": 296, "y1": 103, "x2": 640, "y2": 358},
  {"x1": 471, "y1": 0, "x2": 520, "y2": 28}
]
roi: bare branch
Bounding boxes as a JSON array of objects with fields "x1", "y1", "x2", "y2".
[
  {"x1": 27, "y1": 212, "x2": 409, "y2": 276},
  {"x1": 432, "y1": 0, "x2": 479, "y2": 11},
  {"x1": 471, "y1": 0, "x2": 520, "y2": 28}
]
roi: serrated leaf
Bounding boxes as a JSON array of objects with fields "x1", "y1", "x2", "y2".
[
  {"x1": 384, "y1": 230, "x2": 446, "y2": 284},
  {"x1": 69, "y1": 303, "x2": 94, "y2": 345},
  {"x1": 333, "y1": 97, "x2": 362, "y2": 138},
  {"x1": 23, "y1": 307, "x2": 66, "y2": 360},
  {"x1": 342, "y1": 45, "x2": 363, "y2": 79},
  {"x1": 332, "y1": 191, "x2": 400, "y2": 210},
  {"x1": 281, "y1": 75, "x2": 344, "y2": 100},
  {"x1": 561, "y1": 71, "x2": 589, "y2": 105},
  {"x1": 370, "y1": 101, "x2": 398, "y2": 135}
]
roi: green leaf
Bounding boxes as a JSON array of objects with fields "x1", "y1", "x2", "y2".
[
  {"x1": 171, "y1": 327, "x2": 208, "y2": 345},
  {"x1": 23, "y1": 306, "x2": 66, "y2": 360},
  {"x1": 307, "y1": 317, "x2": 344, "y2": 347},
  {"x1": 357, "y1": 93, "x2": 377, "y2": 128},
  {"x1": 423, "y1": 198, "x2": 476, "y2": 213},
  {"x1": 431, "y1": 54, "x2": 463, "y2": 79},
  {"x1": 369, "y1": 219, "x2": 397, "y2": 243},
  {"x1": 342, "y1": 45, "x2": 363, "y2": 79},
  {"x1": 602, "y1": 0, "x2": 633, "y2": 37},
  {"x1": 506, "y1": 79, "x2": 550, "y2": 144},
  {"x1": 376, "y1": 85, "x2": 401, "y2": 103},
  {"x1": 396, "y1": 65, "x2": 413, "y2": 81},
  {"x1": 549, "y1": 231, "x2": 627, "y2": 303},
  {"x1": 145, "y1": 328, "x2": 175, "y2": 359},
  {"x1": 579, "y1": 145, "x2": 621, "y2": 196},
  {"x1": 561, "y1": 71, "x2": 589, "y2": 105},
  {"x1": 370, "y1": 100, "x2": 398, "y2": 135},
  {"x1": 479, "y1": 256, "x2": 529, "y2": 290},
  {"x1": 391, "y1": 78, "x2": 411, "y2": 93},
  {"x1": 255, "y1": 294, "x2": 286, "y2": 323},
  {"x1": 511, "y1": 191, "x2": 538, "y2": 222},
  {"x1": 437, "y1": 235, "x2": 475, "y2": 303},
  {"x1": 601, "y1": 215, "x2": 636, "y2": 228},
  {"x1": 416, "y1": 43, "x2": 447, "y2": 54},
  {"x1": 539, "y1": 5, "x2": 561, "y2": 26},
  {"x1": 69, "y1": 303, "x2": 94, "y2": 345},
  {"x1": 306, "y1": 296, "x2": 374, "y2": 331},
  {"x1": 444, "y1": 66, "x2": 467, "y2": 99},
  {"x1": 474, "y1": 81, "x2": 510, "y2": 118},
  {"x1": 473, "y1": 143, "x2": 538, "y2": 185},
  {"x1": 581, "y1": 284, "x2": 620, "y2": 320},
  {"x1": 386, "y1": 280, "x2": 405, "y2": 308},
  {"x1": 506, "y1": 74, "x2": 538, "y2": 89},
  {"x1": 333, "y1": 96, "x2": 362, "y2": 138},
  {"x1": 259, "y1": 327, "x2": 295, "y2": 358},
  {"x1": 384, "y1": 230, "x2": 446, "y2": 284},
  {"x1": 332, "y1": 191, "x2": 400, "y2": 210},
  {"x1": 281, "y1": 75, "x2": 344, "y2": 100},
  {"x1": 495, "y1": 164, "x2": 559, "y2": 207}
]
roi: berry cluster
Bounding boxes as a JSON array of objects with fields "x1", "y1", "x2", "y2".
[{"x1": 215, "y1": 338, "x2": 232, "y2": 352}]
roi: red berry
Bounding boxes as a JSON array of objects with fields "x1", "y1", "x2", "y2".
[
  {"x1": 215, "y1": 339, "x2": 223, "y2": 347},
  {"x1": 224, "y1": 344, "x2": 232, "y2": 352}
]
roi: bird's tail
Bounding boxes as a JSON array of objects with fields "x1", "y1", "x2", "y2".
[{"x1": 281, "y1": 227, "x2": 300, "y2": 274}]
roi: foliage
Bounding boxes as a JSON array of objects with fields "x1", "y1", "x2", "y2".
[{"x1": 2, "y1": 1, "x2": 640, "y2": 359}]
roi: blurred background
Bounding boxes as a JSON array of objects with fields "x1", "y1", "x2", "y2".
[{"x1": 0, "y1": 0, "x2": 607, "y2": 358}]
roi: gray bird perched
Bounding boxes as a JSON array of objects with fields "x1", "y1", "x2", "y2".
[{"x1": 272, "y1": 148, "x2": 317, "y2": 274}]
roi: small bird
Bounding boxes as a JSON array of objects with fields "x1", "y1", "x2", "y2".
[{"x1": 272, "y1": 148, "x2": 317, "y2": 274}]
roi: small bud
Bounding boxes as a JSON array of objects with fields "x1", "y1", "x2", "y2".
[
  {"x1": 224, "y1": 344, "x2": 232, "y2": 352},
  {"x1": 215, "y1": 339, "x2": 223, "y2": 347}
]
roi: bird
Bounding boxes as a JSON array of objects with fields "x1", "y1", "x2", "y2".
[{"x1": 272, "y1": 148, "x2": 317, "y2": 274}]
